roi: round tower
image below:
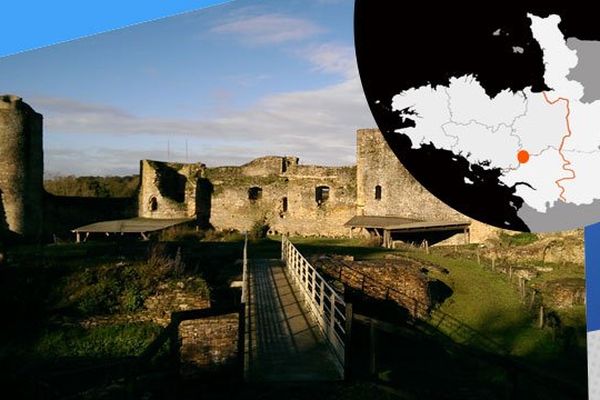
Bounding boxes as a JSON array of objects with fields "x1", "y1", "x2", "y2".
[{"x1": 0, "y1": 95, "x2": 44, "y2": 242}]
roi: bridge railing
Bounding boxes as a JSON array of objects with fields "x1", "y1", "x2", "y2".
[{"x1": 281, "y1": 236, "x2": 346, "y2": 372}]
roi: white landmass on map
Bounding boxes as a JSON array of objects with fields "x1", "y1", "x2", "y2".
[{"x1": 391, "y1": 12, "x2": 600, "y2": 213}]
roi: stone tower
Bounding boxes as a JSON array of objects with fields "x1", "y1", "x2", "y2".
[
  {"x1": 0, "y1": 95, "x2": 44, "y2": 241},
  {"x1": 138, "y1": 160, "x2": 207, "y2": 221}
]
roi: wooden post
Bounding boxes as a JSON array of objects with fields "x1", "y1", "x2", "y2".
[
  {"x1": 76, "y1": 232, "x2": 80, "y2": 243},
  {"x1": 383, "y1": 230, "x2": 391, "y2": 248},
  {"x1": 529, "y1": 290, "x2": 536, "y2": 310},
  {"x1": 538, "y1": 305, "x2": 544, "y2": 328},
  {"x1": 369, "y1": 321, "x2": 377, "y2": 377},
  {"x1": 491, "y1": 257, "x2": 496, "y2": 271},
  {"x1": 476, "y1": 248, "x2": 480, "y2": 265},
  {"x1": 169, "y1": 318, "x2": 180, "y2": 368},
  {"x1": 344, "y1": 303, "x2": 353, "y2": 380},
  {"x1": 425, "y1": 240, "x2": 429, "y2": 254}
]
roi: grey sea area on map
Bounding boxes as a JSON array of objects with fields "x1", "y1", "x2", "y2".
[
  {"x1": 518, "y1": 199, "x2": 600, "y2": 232},
  {"x1": 566, "y1": 37, "x2": 600, "y2": 103}
]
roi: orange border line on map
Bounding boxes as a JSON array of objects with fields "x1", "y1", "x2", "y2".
[{"x1": 542, "y1": 91, "x2": 576, "y2": 202}]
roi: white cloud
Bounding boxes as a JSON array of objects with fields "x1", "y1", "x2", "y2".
[
  {"x1": 299, "y1": 43, "x2": 357, "y2": 79},
  {"x1": 38, "y1": 75, "x2": 376, "y2": 175},
  {"x1": 211, "y1": 13, "x2": 324, "y2": 45}
]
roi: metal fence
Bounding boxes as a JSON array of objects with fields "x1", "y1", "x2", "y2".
[{"x1": 281, "y1": 236, "x2": 346, "y2": 371}]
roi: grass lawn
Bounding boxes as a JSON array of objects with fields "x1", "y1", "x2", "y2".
[
  {"x1": 406, "y1": 250, "x2": 544, "y2": 353},
  {"x1": 0, "y1": 322, "x2": 162, "y2": 373}
]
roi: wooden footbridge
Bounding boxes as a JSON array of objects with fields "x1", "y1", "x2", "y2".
[
  {"x1": 239, "y1": 235, "x2": 515, "y2": 383},
  {"x1": 241, "y1": 236, "x2": 348, "y2": 382}
]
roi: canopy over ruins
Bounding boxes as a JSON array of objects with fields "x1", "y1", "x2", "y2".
[
  {"x1": 345, "y1": 216, "x2": 471, "y2": 248},
  {"x1": 72, "y1": 217, "x2": 193, "y2": 241}
]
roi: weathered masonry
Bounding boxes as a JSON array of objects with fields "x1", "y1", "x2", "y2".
[{"x1": 0, "y1": 96, "x2": 499, "y2": 244}]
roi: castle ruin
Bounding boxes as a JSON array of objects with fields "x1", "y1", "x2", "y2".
[{"x1": 0, "y1": 96, "x2": 498, "y2": 245}]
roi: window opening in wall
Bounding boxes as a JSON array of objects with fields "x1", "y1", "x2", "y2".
[
  {"x1": 149, "y1": 196, "x2": 158, "y2": 212},
  {"x1": 281, "y1": 158, "x2": 287, "y2": 173},
  {"x1": 315, "y1": 186, "x2": 330, "y2": 205},
  {"x1": 248, "y1": 186, "x2": 262, "y2": 201},
  {"x1": 282, "y1": 197, "x2": 288, "y2": 212},
  {"x1": 375, "y1": 185, "x2": 382, "y2": 200}
]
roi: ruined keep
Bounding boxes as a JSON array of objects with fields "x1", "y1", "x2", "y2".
[
  {"x1": 0, "y1": 96, "x2": 500, "y2": 244},
  {"x1": 138, "y1": 160, "x2": 210, "y2": 225},
  {"x1": 0, "y1": 95, "x2": 44, "y2": 241}
]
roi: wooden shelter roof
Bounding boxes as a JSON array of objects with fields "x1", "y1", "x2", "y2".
[
  {"x1": 344, "y1": 215, "x2": 470, "y2": 232},
  {"x1": 72, "y1": 217, "x2": 193, "y2": 234}
]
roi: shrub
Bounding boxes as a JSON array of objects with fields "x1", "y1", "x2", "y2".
[
  {"x1": 121, "y1": 287, "x2": 146, "y2": 313},
  {"x1": 202, "y1": 228, "x2": 244, "y2": 242},
  {"x1": 498, "y1": 232, "x2": 539, "y2": 246},
  {"x1": 146, "y1": 243, "x2": 186, "y2": 278},
  {"x1": 248, "y1": 219, "x2": 269, "y2": 240},
  {"x1": 359, "y1": 236, "x2": 382, "y2": 248},
  {"x1": 159, "y1": 225, "x2": 205, "y2": 242}
]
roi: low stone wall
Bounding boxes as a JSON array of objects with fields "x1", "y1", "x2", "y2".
[
  {"x1": 179, "y1": 313, "x2": 240, "y2": 378},
  {"x1": 144, "y1": 280, "x2": 211, "y2": 326},
  {"x1": 543, "y1": 278, "x2": 586, "y2": 309},
  {"x1": 311, "y1": 255, "x2": 432, "y2": 316}
]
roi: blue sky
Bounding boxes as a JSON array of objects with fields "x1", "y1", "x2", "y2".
[{"x1": 0, "y1": 0, "x2": 375, "y2": 176}]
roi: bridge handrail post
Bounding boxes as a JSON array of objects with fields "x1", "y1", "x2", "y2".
[{"x1": 329, "y1": 291, "x2": 336, "y2": 338}]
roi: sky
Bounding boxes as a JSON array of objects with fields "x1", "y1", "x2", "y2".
[{"x1": 0, "y1": 0, "x2": 375, "y2": 176}]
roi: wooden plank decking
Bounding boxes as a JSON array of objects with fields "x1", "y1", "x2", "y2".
[{"x1": 245, "y1": 259, "x2": 341, "y2": 382}]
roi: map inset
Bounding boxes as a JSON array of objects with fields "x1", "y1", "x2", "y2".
[{"x1": 355, "y1": 3, "x2": 600, "y2": 232}]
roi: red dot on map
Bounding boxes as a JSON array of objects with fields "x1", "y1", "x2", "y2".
[{"x1": 517, "y1": 150, "x2": 530, "y2": 164}]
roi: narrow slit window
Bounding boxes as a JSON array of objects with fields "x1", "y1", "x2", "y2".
[
  {"x1": 315, "y1": 186, "x2": 330, "y2": 205},
  {"x1": 282, "y1": 197, "x2": 288, "y2": 212},
  {"x1": 375, "y1": 185, "x2": 382, "y2": 200},
  {"x1": 248, "y1": 186, "x2": 262, "y2": 201}
]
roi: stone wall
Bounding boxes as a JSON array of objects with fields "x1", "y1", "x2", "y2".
[
  {"x1": 179, "y1": 313, "x2": 240, "y2": 378},
  {"x1": 206, "y1": 157, "x2": 356, "y2": 236},
  {"x1": 312, "y1": 255, "x2": 433, "y2": 317},
  {"x1": 138, "y1": 160, "x2": 208, "y2": 222},
  {"x1": 143, "y1": 280, "x2": 212, "y2": 326},
  {"x1": 356, "y1": 129, "x2": 498, "y2": 244},
  {"x1": 0, "y1": 95, "x2": 44, "y2": 242}
]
